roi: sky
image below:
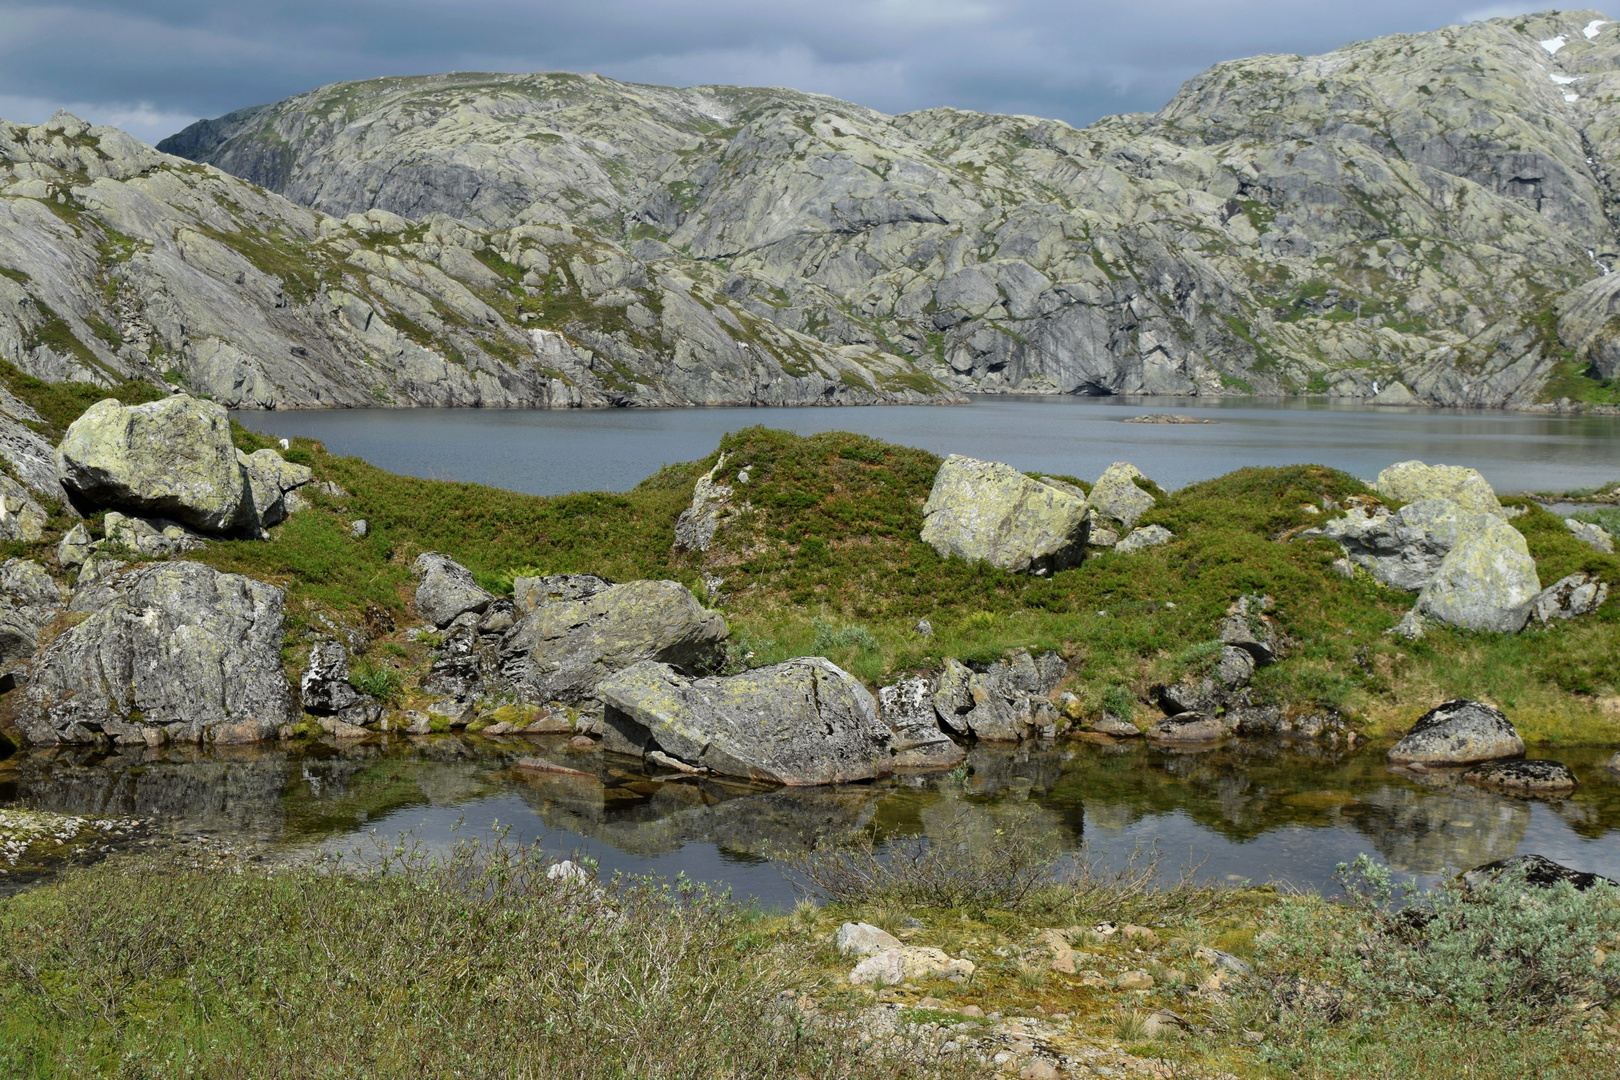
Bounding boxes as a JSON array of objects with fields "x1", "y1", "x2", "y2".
[{"x1": 0, "y1": 1, "x2": 1568, "y2": 145}]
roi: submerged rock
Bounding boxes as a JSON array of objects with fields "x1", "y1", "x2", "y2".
[
  {"x1": 15, "y1": 561, "x2": 291, "y2": 746},
  {"x1": 920, "y1": 455, "x2": 1090, "y2": 575},
  {"x1": 1463, "y1": 759, "x2": 1577, "y2": 795},
  {"x1": 1374, "y1": 461, "x2": 1503, "y2": 518},
  {"x1": 501, "y1": 579, "x2": 727, "y2": 704},
  {"x1": 1530, "y1": 572, "x2": 1609, "y2": 624},
  {"x1": 55, "y1": 396, "x2": 255, "y2": 534},
  {"x1": 599, "y1": 656, "x2": 893, "y2": 785},
  {"x1": 1415, "y1": 516, "x2": 1540, "y2": 633},
  {"x1": 1387, "y1": 699, "x2": 1524, "y2": 765}
]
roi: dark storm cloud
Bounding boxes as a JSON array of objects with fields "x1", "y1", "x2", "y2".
[{"x1": 0, "y1": 1, "x2": 1551, "y2": 142}]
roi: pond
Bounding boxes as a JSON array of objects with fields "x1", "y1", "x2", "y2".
[
  {"x1": 234, "y1": 396, "x2": 1620, "y2": 498},
  {"x1": 5, "y1": 734, "x2": 1618, "y2": 905}
]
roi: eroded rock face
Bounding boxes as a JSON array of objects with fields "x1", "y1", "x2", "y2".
[
  {"x1": 877, "y1": 676, "x2": 966, "y2": 768},
  {"x1": 598, "y1": 657, "x2": 893, "y2": 785},
  {"x1": 921, "y1": 456, "x2": 1089, "y2": 575},
  {"x1": 1415, "y1": 517, "x2": 1541, "y2": 632},
  {"x1": 1374, "y1": 461, "x2": 1503, "y2": 518},
  {"x1": 56, "y1": 396, "x2": 255, "y2": 534},
  {"x1": 414, "y1": 552, "x2": 495, "y2": 628},
  {"x1": 1387, "y1": 699, "x2": 1524, "y2": 765},
  {"x1": 15, "y1": 561, "x2": 292, "y2": 746},
  {"x1": 500, "y1": 579, "x2": 727, "y2": 704}
]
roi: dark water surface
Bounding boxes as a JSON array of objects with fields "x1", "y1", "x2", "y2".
[
  {"x1": 6, "y1": 735, "x2": 1619, "y2": 906},
  {"x1": 235, "y1": 396, "x2": 1620, "y2": 498}
]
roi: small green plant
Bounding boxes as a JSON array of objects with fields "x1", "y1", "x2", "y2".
[
  {"x1": 1101, "y1": 685, "x2": 1136, "y2": 720},
  {"x1": 349, "y1": 657, "x2": 403, "y2": 705},
  {"x1": 1016, "y1": 966, "x2": 1047, "y2": 991},
  {"x1": 811, "y1": 617, "x2": 879, "y2": 654},
  {"x1": 1114, "y1": 1011, "x2": 1151, "y2": 1042}
]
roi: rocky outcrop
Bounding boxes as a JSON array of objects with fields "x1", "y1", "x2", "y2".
[
  {"x1": 877, "y1": 676, "x2": 967, "y2": 768},
  {"x1": 1387, "y1": 699, "x2": 1525, "y2": 766},
  {"x1": 240, "y1": 448, "x2": 314, "y2": 527},
  {"x1": 932, "y1": 651, "x2": 1066, "y2": 741},
  {"x1": 598, "y1": 657, "x2": 893, "y2": 785},
  {"x1": 920, "y1": 456, "x2": 1089, "y2": 575},
  {"x1": 0, "y1": 559, "x2": 62, "y2": 684},
  {"x1": 1463, "y1": 759, "x2": 1578, "y2": 795},
  {"x1": 1415, "y1": 517, "x2": 1541, "y2": 632},
  {"x1": 500, "y1": 578, "x2": 728, "y2": 705},
  {"x1": 1531, "y1": 572, "x2": 1610, "y2": 624},
  {"x1": 55, "y1": 396, "x2": 255, "y2": 534},
  {"x1": 101, "y1": 512, "x2": 208, "y2": 557},
  {"x1": 413, "y1": 552, "x2": 495, "y2": 628},
  {"x1": 673, "y1": 454, "x2": 735, "y2": 553},
  {"x1": 1463, "y1": 854, "x2": 1618, "y2": 892},
  {"x1": 14, "y1": 561, "x2": 292, "y2": 746},
  {"x1": 1374, "y1": 462, "x2": 1503, "y2": 518},
  {"x1": 299, "y1": 639, "x2": 381, "y2": 731}
]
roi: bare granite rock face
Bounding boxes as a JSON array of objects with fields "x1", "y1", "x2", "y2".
[
  {"x1": 158, "y1": 11, "x2": 1620, "y2": 409},
  {"x1": 598, "y1": 656, "x2": 893, "y2": 785},
  {"x1": 14, "y1": 561, "x2": 292, "y2": 746}
]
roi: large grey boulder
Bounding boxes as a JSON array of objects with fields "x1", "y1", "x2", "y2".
[
  {"x1": 1088, "y1": 463, "x2": 1157, "y2": 529},
  {"x1": 500, "y1": 579, "x2": 728, "y2": 704},
  {"x1": 1374, "y1": 461, "x2": 1503, "y2": 518},
  {"x1": 1309, "y1": 499, "x2": 1494, "y2": 592},
  {"x1": 598, "y1": 657, "x2": 893, "y2": 785},
  {"x1": 55, "y1": 396, "x2": 254, "y2": 535},
  {"x1": 413, "y1": 552, "x2": 495, "y2": 627},
  {"x1": 1531, "y1": 572, "x2": 1609, "y2": 624},
  {"x1": 1387, "y1": 699, "x2": 1524, "y2": 765},
  {"x1": 1415, "y1": 516, "x2": 1541, "y2": 632},
  {"x1": 14, "y1": 561, "x2": 292, "y2": 746},
  {"x1": 920, "y1": 455, "x2": 1089, "y2": 575},
  {"x1": 877, "y1": 676, "x2": 965, "y2": 768}
]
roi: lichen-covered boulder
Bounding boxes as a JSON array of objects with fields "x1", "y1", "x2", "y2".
[
  {"x1": 501, "y1": 579, "x2": 727, "y2": 704},
  {"x1": 1089, "y1": 462, "x2": 1157, "y2": 529},
  {"x1": 1374, "y1": 461, "x2": 1503, "y2": 518},
  {"x1": 1115, "y1": 524, "x2": 1174, "y2": 553},
  {"x1": 413, "y1": 552, "x2": 494, "y2": 628},
  {"x1": 102, "y1": 511, "x2": 208, "y2": 557},
  {"x1": 598, "y1": 657, "x2": 893, "y2": 785},
  {"x1": 1387, "y1": 699, "x2": 1524, "y2": 765},
  {"x1": 1531, "y1": 573, "x2": 1609, "y2": 624},
  {"x1": 1415, "y1": 517, "x2": 1540, "y2": 632},
  {"x1": 512, "y1": 573, "x2": 613, "y2": 614},
  {"x1": 239, "y1": 448, "x2": 314, "y2": 528},
  {"x1": 1463, "y1": 759, "x2": 1577, "y2": 795},
  {"x1": 56, "y1": 523, "x2": 92, "y2": 568},
  {"x1": 919, "y1": 455, "x2": 1089, "y2": 575},
  {"x1": 14, "y1": 561, "x2": 292, "y2": 746},
  {"x1": 1310, "y1": 498, "x2": 1494, "y2": 592},
  {"x1": 55, "y1": 395, "x2": 254, "y2": 534},
  {"x1": 877, "y1": 675, "x2": 965, "y2": 768}
]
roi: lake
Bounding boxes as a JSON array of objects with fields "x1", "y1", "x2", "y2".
[{"x1": 233, "y1": 395, "x2": 1620, "y2": 497}]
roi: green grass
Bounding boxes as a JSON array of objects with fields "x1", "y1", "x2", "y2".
[{"x1": 0, "y1": 358, "x2": 164, "y2": 439}]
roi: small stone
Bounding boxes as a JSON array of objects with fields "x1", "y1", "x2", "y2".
[
  {"x1": 914, "y1": 618, "x2": 934, "y2": 636},
  {"x1": 1463, "y1": 758, "x2": 1578, "y2": 795},
  {"x1": 917, "y1": 996, "x2": 945, "y2": 1009},
  {"x1": 1019, "y1": 1062, "x2": 1059, "y2": 1080},
  {"x1": 1121, "y1": 924, "x2": 1159, "y2": 945},
  {"x1": 1117, "y1": 970, "x2": 1155, "y2": 990},
  {"x1": 1195, "y1": 946, "x2": 1252, "y2": 974},
  {"x1": 961, "y1": 1005, "x2": 985, "y2": 1019},
  {"x1": 1146, "y1": 712, "x2": 1225, "y2": 743},
  {"x1": 1080, "y1": 972, "x2": 1109, "y2": 987},
  {"x1": 569, "y1": 734, "x2": 596, "y2": 747},
  {"x1": 1241, "y1": 1029, "x2": 1264, "y2": 1045},
  {"x1": 836, "y1": 922, "x2": 902, "y2": 956},
  {"x1": 350, "y1": 519, "x2": 369, "y2": 538}
]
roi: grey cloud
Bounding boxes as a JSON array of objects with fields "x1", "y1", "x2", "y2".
[{"x1": 0, "y1": 0, "x2": 1594, "y2": 142}]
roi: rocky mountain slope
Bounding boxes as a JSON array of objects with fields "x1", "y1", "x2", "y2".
[
  {"x1": 0, "y1": 115, "x2": 950, "y2": 409},
  {"x1": 159, "y1": 9, "x2": 1620, "y2": 408}
]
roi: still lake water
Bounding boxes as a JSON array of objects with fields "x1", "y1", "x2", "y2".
[
  {"x1": 233, "y1": 395, "x2": 1620, "y2": 497},
  {"x1": 6, "y1": 397, "x2": 1620, "y2": 902}
]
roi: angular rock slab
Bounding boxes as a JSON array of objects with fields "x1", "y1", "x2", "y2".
[
  {"x1": 673, "y1": 453, "x2": 733, "y2": 553},
  {"x1": 1089, "y1": 462, "x2": 1157, "y2": 529},
  {"x1": 1387, "y1": 699, "x2": 1524, "y2": 765},
  {"x1": 1531, "y1": 572, "x2": 1609, "y2": 624},
  {"x1": 1416, "y1": 516, "x2": 1540, "y2": 633},
  {"x1": 1463, "y1": 759, "x2": 1577, "y2": 795},
  {"x1": 15, "y1": 561, "x2": 292, "y2": 746},
  {"x1": 878, "y1": 675, "x2": 965, "y2": 768},
  {"x1": 1310, "y1": 498, "x2": 1494, "y2": 592},
  {"x1": 55, "y1": 395, "x2": 253, "y2": 534},
  {"x1": 920, "y1": 455, "x2": 1089, "y2": 574},
  {"x1": 502, "y1": 579, "x2": 727, "y2": 704},
  {"x1": 414, "y1": 552, "x2": 494, "y2": 628},
  {"x1": 836, "y1": 921, "x2": 902, "y2": 956},
  {"x1": 598, "y1": 657, "x2": 893, "y2": 786},
  {"x1": 1374, "y1": 461, "x2": 1503, "y2": 518}
]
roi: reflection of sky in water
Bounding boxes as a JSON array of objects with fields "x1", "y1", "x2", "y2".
[
  {"x1": 236, "y1": 395, "x2": 1620, "y2": 498},
  {"x1": 12, "y1": 738, "x2": 1616, "y2": 909}
]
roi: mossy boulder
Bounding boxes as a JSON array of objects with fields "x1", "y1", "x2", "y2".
[
  {"x1": 597, "y1": 656, "x2": 892, "y2": 785},
  {"x1": 55, "y1": 396, "x2": 255, "y2": 534},
  {"x1": 919, "y1": 455, "x2": 1089, "y2": 575}
]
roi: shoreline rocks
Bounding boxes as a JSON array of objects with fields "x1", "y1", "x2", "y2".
[
  {"x1": 1387, "y1": 699, "x2": 1524, "y2": 766},
  {"x1": 1462, "y1": 759, "x2": 1577, "y2": 795}
]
